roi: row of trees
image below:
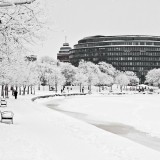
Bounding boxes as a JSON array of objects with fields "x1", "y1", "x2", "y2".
[
  {"x1": 4, "y1": 52, "x2": 160, "y2": 96},
  {"x1": 35, "y1": 57, "x2": 140, "y2": 93},
  {"x1": 38, "y1": 58, "x2": 160, "y2": 93},
  {"x1": 0, "y1": 54, "x2": 141, "y2": 97}
]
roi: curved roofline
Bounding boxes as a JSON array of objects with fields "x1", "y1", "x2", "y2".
[
  {"x1": 82, "y1": 35, "x2": 106, "y2": 40},
  {"x1": 81, "y1": 35, "x2": 160, "y2": 40},
  {"x1": 78, "y1": 35, "x2": 160, "y2": 44}
]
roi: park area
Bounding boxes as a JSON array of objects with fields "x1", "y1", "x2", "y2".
[{"x1": 0, "y1": 86, "x2": 160, "y2": 160}]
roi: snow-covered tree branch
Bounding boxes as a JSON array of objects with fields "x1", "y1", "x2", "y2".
[{"x1": 0, "y1": 0, "x2": 36, "y2": 7}]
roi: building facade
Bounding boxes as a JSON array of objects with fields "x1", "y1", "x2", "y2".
[
  {"x1": 57, "y1": 42, "x2": 71, "y2": 63},
  {"x1": 69, "y1": 35, "x2": 160, "y2": 83}
]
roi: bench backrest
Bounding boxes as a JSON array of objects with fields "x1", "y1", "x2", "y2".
[{"x1": 1, "y1": 111, "x2": 14, "y2": 118}]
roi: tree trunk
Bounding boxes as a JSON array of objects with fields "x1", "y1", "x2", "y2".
[
  {"x1": 120, "y1": 85, "x2": 122, "y2": 92},
  {"x1": 31, "y1": 86, "x2": 33, "y2": 94},
  {"x1": 5, "y1": 85, "x2": 8, "y2": 98},
  {"x1": 55, "y1": 83, "x2": 57, "y2": 93},
  {"x1": 99, "y1": 85, "x2": 101, "y2": 92},
  {"x1": 38, "y1": 84, "x2": 40, "y2": 90},
  {"x1": 19, "y1": 87, "x2": 21, "y2": 95},
  {"x1": 27, "y1": 86, "x2": 29, "y2": 94},
  {"x1": 80, "y1": 84, "x2": 81, "y2": 93},
  {"x1": 12, "y1": 88, "x2": 14, "y2": 96},
  {"x1": 1, "y1": 85, "x2": 4, "y2": 98},
  {"x1": 23, "y1": 86, "x2": 26, "y2": 95},
  {"x1": 33, "y1": 86, "x2": 35, "y2": 95}
]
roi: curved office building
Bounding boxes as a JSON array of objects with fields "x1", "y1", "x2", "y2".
[{"x1": 69, "y1": 35, "x2": 160, "y2": 83}]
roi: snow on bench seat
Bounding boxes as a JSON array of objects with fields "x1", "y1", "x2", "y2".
[{"x1": 1, "y1": 111, "x2": 14, "y2": 124}]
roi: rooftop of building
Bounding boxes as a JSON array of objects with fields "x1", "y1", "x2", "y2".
[
  {"x1": 78, "y1": 35, "x2": 160, "y2": 44},
  {"x1": 58, "y1": 40, "x2": 72, "y2": 55}
]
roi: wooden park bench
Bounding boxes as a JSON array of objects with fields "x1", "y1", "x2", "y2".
[
  {"x1": 1, "y1": 111, "x2": 14, "y2": 124},
  {"x1": 1, "y1": 99, "x2": 7, "y2": 107}
]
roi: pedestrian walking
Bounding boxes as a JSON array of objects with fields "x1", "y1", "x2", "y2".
[{"x1": 14, "y1": 90, "x2": 18, "y2": 99}]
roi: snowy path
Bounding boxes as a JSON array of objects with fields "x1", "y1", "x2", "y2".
[{"x1": 1, "y1": 92, "x2": 160, "y2": 159}]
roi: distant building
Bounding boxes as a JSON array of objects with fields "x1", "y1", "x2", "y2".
[
  {"x1": 26, "y1": 55, "x2": 37, "y2": 61},
  {"x1": 57, "y1": 37, "x2": 71, "y2": 63},
  {"x1": 69, "y1": 35, "x2": 160, "y2": 83}
]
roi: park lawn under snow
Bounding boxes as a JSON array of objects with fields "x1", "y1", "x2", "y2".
[{"x1": 0, "y1": 90, "x2": 160, "y2": 160}]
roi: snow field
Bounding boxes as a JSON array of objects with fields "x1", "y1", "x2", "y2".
[{"x1": 0, "y1": 90, "x2": 160, "y2": 159}]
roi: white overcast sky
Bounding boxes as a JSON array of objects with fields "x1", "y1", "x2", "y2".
[{"x1": 37, "y1": 0, "x2": 160, "y2": 60}]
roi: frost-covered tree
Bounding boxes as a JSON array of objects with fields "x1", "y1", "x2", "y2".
[
  {"x1": 19, "y1": 62, "x2": 38, "y2": 95},
  {"x1": 0, "y1": 1, "x2": 45, "y2": 56},
  {"x1": 98, "y1": 62, "x2": 116, "y2": 77},
  {"x1": 60, "y1": 62, "x2": 77, "y2": 86},
  {"x1": 0, "y1": 52, "x2": 38, "y2": 97},
  {"x1": 27, "y1": 62, "x2": 39, "y2": 94},
  {"x1": 0, "y1": 0, "x2": 36, "y2": 7},
  {"x1": 97, "y1": 72, "x2": 114, "y2": 91},
  {"x1": 48, "y1": 67, "x2": 65, "y2": 93},
  {"x1": 0, "y1": 56, "x2": 13, "y2": 97},
  {"x1": 145, "y1": 68, "x2": 160, "y2": 87},
  {"x1": 125, "y1": 71, "x2": 139, "y2": 85},
  {"x1": 10, "y1": 53, "x2": 38, "y2": 95},
  {"x1": 73, "y1": 70, "x2": 87, "y2": 93},
  {"x1": 40, "y1": 56, "x2": 58, "y2": 66},
  {"x1": 115, "y1": 73, "x2": 129, "y2": 92},
  {"x1": 78, "y1": 60, "x2": 100, "y2": 93},
  {"x1": 98, "y1": 62, "x2": 117, "y2": 90},
  {"x1": 37, "y1": 56, "x2": 58, "y2": 90}
]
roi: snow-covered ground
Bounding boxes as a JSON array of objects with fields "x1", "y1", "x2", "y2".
[
  {"x1": 1, "y1": 88, "x2": 160, "y2": 159},
  {"x1": 45, "y1": 94, "x2": 160, "y2": 139}
]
